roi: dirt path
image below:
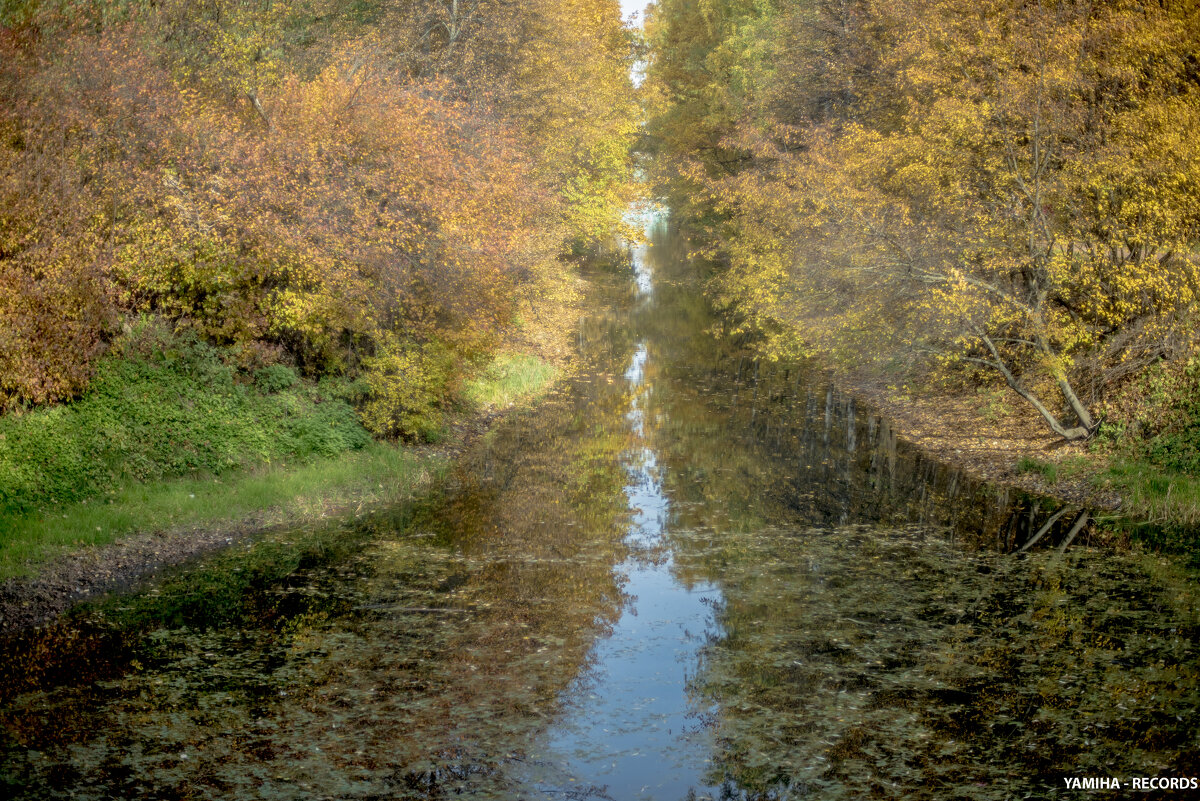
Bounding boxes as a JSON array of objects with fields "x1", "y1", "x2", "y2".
[{"x1": 0, "y1": 516, "x2": 287, "y2": 633}]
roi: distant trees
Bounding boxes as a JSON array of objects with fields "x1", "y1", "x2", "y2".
[
  {"x1": 645, "y1": 0, "x2": 1200, "y2": 441},
  {"x1": 0, "y1": 0, "x2": 638, "y2": 435}
]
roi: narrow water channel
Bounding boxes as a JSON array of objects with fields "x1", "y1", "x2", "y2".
[
  {"x1": 520, "y1": 228, "x2": 724, "y2": 798},
  {"x1": 1, "y1": 215, "x2": 1197, "y2": 800}
]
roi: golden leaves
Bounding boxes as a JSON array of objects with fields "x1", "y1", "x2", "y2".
[
  {"x1": 1, "y1": 0, "x2": 638, "y2": 413},
  {"x1": 648, "y1": 0, "x2": 1200, "y2": 438}
]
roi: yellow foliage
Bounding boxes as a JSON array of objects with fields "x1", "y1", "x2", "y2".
[
  {"x1": 0, "y1": 0, "x2": 639, "y2": 414},
  {"x1": 648, "y1": 0, "x2": 1200, "y2": 439},
  {"x1": 360, "y1": 336, "x2": 454, "y2": 441}
]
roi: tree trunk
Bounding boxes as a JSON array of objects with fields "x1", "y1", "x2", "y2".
[{"x1": 978, "y1": 334, "x2": 1093, "y2": 441}]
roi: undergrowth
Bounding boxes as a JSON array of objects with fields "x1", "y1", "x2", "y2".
[
  {"x1": 0, "y1": 325, "x2": 370, "y2": 516},
  {"x1": 1092, "y1": 353, "x2": 1200, "y2": 550},
  {"x1": 0, "y1": 327, "x2": 560, "y2": 577}
]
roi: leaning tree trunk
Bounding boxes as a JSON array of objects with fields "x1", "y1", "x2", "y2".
[{"x1": 977, "y1": 334, "x2": 1093, "y2": 441}]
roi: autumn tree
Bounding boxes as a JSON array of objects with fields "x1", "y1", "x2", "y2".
[
  {"x1": 0, "y1": 0, "x2": 639, "y2": 436},
  {"x1": 344, "y1": 0, "x2": 642, "y2": 245},
  {"x1": 642, "y1": 0, "x2": 778, "y2": 221},
  {"x1": 0, "y1": 26, "x2": 170, "y2": 408},
  {"x1": 648, "y1": 0, "x2": 1200, "y2": 441}
]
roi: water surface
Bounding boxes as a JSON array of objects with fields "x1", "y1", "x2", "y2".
[{"x1": 1, "y1": 216, "x2": 1197, "y2": 800}]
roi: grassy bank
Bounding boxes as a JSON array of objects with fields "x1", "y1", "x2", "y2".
[
  {"x1": 0, "y1": 340, "x2": 561, "y2": 581},
  {"x1": 1096, "y1": 463, "x2": 1200, "y2": 558},
  {"x1": 1003, "y1": 452, "x2": 1200, "y2": 560},
  {"x1": 0, "y1": 443, "x2": 441, "y2": 581},
  {"x1": 0, "y1": 328, "x2": 372, "y2": 516},
  {"x1": 1016, "y1": 453, "x2": 1200, "y2": 534},
  {"x1": 463, "y1": 352, "x2": 559, "y2": 410}
]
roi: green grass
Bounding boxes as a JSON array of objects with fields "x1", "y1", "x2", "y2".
[
  {"x1": 1012, "y1": 455, "x2": 1200, "y2": 555},
  {"x1": 1016, "y1": 456, "x2": 1059, "y2": 485},
  {"x1": 0, "y1": 329, "x2": 371, "y2": 516},
  {"x1": 1101, "y1": 461, "x2": 1200, "y2": 556},
  {"x1": 0, "y1": 442, "x2": 444, "y2": 580},
  {"x1": 0, "y1": 334, "x2": 556, "y2": 581},
  {"x1": 463, "y1": 352, "x2": 558, "y2": 411}
]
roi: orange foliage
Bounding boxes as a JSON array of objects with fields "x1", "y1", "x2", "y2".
[
  {"x1": 116, "y1": 55, "x2": 561, "y2": 371},
  {"x1": 0, "y1": 19, "x2": 563, "y2": 406},
  {"x1": 0, "y1": 0, "x2": 637, "y2": 416}
]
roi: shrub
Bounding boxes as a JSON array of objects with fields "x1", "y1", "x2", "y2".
[
  {"x1": 361, "y1": 338, "x2": 454, "y2": 442},
  {"x1": 1102, "y1": 355, "x2": 1200, "y2": 476},
  {"x1": 255, "y1": 364, "x2": 298, "y2": 394}
]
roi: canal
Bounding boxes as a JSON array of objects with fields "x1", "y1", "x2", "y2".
[{"x1": 1, "y1": 214, "x2": 1197, "y2": 799}]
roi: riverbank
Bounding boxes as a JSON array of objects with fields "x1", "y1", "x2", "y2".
[
  {"x1": 833, "y1": 372, "x2": 1112, "y2": 504},
  {"x1": 0, "y1": 444, "x2": 444, "y2": 630},
  {"x1": 0, "y1": 329, "x2": 575, "y2": 632},
  {"x1": 833, "y1": 370, "x2": 1200, "y2": 545},
  {"x1": 0, "y1": 377, "x2": 557, "y2": 631}
]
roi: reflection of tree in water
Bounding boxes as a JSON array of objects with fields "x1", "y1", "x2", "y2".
[
  {"x1": 657, "y1": 350, "x2": 1096, "y2": 553},
  {"x1": 632, "y1": 218, "x2": 1087, "y2": 555},
  {"x1": 0, "y1": 274, "x2": 643, "y2": 800},
  {"x1": 627, "y1": 220, "x2": 1200, "y2": 800},
  {"x1": 684, "y1": 525, "x2": 1200, "y2": 799}
]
